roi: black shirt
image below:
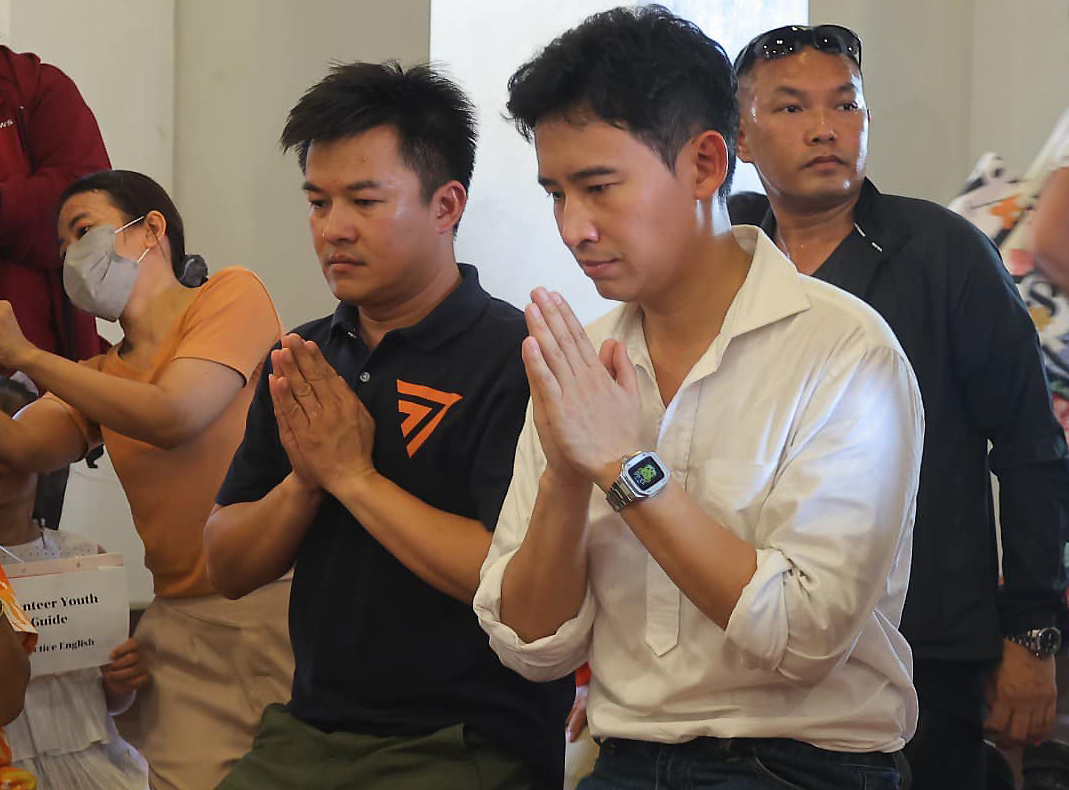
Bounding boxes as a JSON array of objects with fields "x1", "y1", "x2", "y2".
[
  {"x1": 217, "y1": 264, "x2": 572, "y2": 786},
  {"x1": 761, "y1": 180, "x2": 1069, "y2": 662}
]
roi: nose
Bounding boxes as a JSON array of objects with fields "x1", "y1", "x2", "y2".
[
  {"x1": 317, "y1": 205, "x2": 358, "y2": 244},
  {"x1": 807, "y1": 109, "x2": 837, "y2": 144},
  {"x1": 557, "y1": 196, "x2": 599, "y2": 250}
]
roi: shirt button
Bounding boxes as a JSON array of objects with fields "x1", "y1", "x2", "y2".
[{"x1": 359, "y1": 372, "x2": 370, "y2": 383}]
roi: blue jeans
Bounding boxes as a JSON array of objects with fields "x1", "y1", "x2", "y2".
[{"x1": 577, "y1": 736, "x2": 909, "y2": 790}]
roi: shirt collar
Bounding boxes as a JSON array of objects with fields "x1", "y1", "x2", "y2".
[
  {"x1": 758, "y1": 178, "x2": 904, "y2": 299},
  {"x1": 724, "y1": 225, "x2": 813, "y2": 338},
  {"x1": 760, "y1": 178, "x2": 906, "y2": 261},
  {"x1": 330, "y1": 263, "x2": 490, "y2": 352},
  {"x1": 618, "y1": 226, "x2": 812, "y2": 382}
]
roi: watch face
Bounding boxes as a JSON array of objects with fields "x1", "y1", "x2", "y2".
[
  {"x1": 628, "y1": 457, "x2": 666, "y2": 491},
  {"x1": 1039, "y1": 628, "x2": 1062, "y2": 654}
]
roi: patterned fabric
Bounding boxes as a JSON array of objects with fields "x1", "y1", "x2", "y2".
[
  {"x1": 0, "y1": 564, "x2": 37, "y2": 789},
  {"x1": 948, "y1": 108, "x2": 1069, "y2": 442}
]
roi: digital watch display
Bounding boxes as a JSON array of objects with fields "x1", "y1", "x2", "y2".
[
  {"x1": 606, "y1": 451, "x2": 669, "y2": 511},
  {"x1": 628, "y1": 458, "x2": 666, "y2": 490}
]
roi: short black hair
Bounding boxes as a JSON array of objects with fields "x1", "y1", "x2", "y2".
[
  {"x1": 281, "y1": 61, "x2": 477, "y2": 202},
  {"x1": 727, "y1": 190, "x2": 771, "y2": 225},
  {"x1": 0, "y1": 376, "x2": 35, "y2": 419},
  {"x1": 507, "y1": 5, "x2": 738, "y2": 195}
]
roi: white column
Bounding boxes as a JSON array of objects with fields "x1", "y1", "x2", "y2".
[{"x1": 431, "y1": 0, "x2": 631, "y2": 324}]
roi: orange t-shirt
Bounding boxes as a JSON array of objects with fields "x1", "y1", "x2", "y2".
[
  {"x1": 44, "y1": 267, "x2": 282, "y2": 598},
  {"x1": 1, "y1": 562, "x2": 36, "y2": 786}
]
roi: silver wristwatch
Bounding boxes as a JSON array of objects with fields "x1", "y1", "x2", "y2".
[
  {"x1": 605, "y1": 451, "x2": 670, "y2": 512},
  {"x1": 1007, "y1": 627, "x2": 1062, "y2": 659}
]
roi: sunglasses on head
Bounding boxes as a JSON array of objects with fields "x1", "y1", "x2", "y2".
[{"x1": 733, "y1": 25, "x2": 862, "y2": 76}]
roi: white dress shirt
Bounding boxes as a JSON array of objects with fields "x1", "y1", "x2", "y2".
[{"x1": 474, "y1": 226, "x2": 923, "y2": 753}]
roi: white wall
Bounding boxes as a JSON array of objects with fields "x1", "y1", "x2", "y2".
[
  {"x1": 5, "y1": 0, "x2": 176, "y2": 605},
  {"x1": 811, "y1": 0, "x2": 1069, "y2": 204},
  {"x1": 4, "y1": 0, "x2": 175, "y2": 190},
  {"x1": 809, "y1": 0, "x2": 975, "y2": 203},
  {"x1": 174, "y1": 0, "x2": 431, "y2": 331},
  {"x1": 662, "y1": 0, "x2": 808, "y2": 195},
  {"x1": 431, "y1": 0, "x2": 630, "y2": 325},
  {"x1": 969, "y1": 0, "x2": 1069, "y2": 177}
]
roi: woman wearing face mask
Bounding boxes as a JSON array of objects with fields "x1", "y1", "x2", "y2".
[{"x1": 0, "y1": 170, "x2": 294, "y2": 790}]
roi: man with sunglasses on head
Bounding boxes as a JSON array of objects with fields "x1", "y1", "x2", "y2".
[{"x1": 735, "y1": 24, "x2": 1069, "y2": 789}]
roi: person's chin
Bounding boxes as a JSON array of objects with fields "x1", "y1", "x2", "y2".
[
  {"x1": 588, "y1": 277, "x2": 633, "y2": 304},
  {"x1": 324, "y1": 271, "x2": 371, "y2": 305},
  {"x1": 798, "y1": 176, "x2": 860, "y2": 204}
]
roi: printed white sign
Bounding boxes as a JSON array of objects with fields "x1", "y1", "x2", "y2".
[{"x1": 6, "y1": 554, "x2": 128, "y2": 676}]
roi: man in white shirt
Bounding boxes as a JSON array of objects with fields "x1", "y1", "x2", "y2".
[{"x1": 473, "y1": 7, "x2": 923, "y2": 789}]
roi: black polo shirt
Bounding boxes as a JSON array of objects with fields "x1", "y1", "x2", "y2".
[
  {"x1": 760, "y1": 181, "x2": 1069, "y2": 665},
  {"x1": 217, "y1": 264, "x2": 572, "y2": 786}
]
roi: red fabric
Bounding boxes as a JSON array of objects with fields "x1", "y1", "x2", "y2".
[
  {"x1": 575, "y1": 662, "x2": 591, "y2": 687},
  {"x1": 0, "y1": 46, "x2": 110, "y2": 365},
  {"x1": 1054, "y1": 393, "x2": 1069, "y2": 445}
]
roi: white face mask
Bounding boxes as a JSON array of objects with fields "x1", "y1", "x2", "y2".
[{"x1": 62, "y1": 216, "x2": 148, "y2": 321}]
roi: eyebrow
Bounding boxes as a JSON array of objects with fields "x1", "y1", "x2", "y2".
[
  {"x1": 58, "y1": 211, "x2": 92, "y2": 243},
  {"x1": 65, "y1": 211, "x2": 91, "y2": 229},
  {"x1": 772, "y1": 82, "x2": 857, "y2": 98},
  {"x1": 57, "y1": 211, "x2": 90, "y2": 248},
  {"x1": 302, "y1": 179, "x2": 383, "y2": 192},
  {"x1": 537, "y1": 166, "x2": 619, "y2": 188}
]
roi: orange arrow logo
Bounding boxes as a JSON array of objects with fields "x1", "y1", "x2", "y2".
[{"x1": 397, "y1": 380, "x2": 463, "y2": 457}]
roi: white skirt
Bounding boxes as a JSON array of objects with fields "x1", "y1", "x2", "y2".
[{"x1": 7, "y1": 668, "x2": 147, "y2": 790}]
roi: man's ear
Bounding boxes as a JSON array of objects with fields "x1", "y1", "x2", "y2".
[
  {"x1": 736, "y1": 121, "x2": 755, "y2": 165},
  {"x1": 431, "y1": 181, "x2": 468, "y2": 235},
  {"x1": 692, "y1": 130, "x2": 729, "y2": 201}
]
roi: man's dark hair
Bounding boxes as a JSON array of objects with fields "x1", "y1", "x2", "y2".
[
  {"x1": 280, "y1": 61, "x2": 477, "y2": 202},
  {"x1": 727, "y1": 190, "x2": 771, "y2": 226},
  {"x1": 506, "y1": 5, "x2": 738, "y2": 195}
]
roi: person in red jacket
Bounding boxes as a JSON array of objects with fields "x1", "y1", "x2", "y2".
[{"x1": 0, "y1": 45, "x2": 110, "y2": 369}]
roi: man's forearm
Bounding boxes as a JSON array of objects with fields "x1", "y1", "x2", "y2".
[
  {"x1": 499, "y1": 472, "x2": 592, "y2": 642},
  {"x1": 204, "y1": 474, "x2": 321, "y2": 598},
  {"x1": 615, "y1": 479, "x2": 757, "y2": 629},
  {"x1": 329, "y1": 470, "x2": 494, "y2": 604}
]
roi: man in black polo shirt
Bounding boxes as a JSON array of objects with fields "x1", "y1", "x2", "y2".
[
  {"x1": 204, "y1": 61, "x2": 571, "y2": 790},
  {"x1": 733, "y1": 25, "x2": 1069, "y2": 789}
]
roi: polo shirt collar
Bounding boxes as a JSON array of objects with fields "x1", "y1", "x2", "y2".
[{"x1": 330, "y1": 263, "x2": 490, "y2": 352}]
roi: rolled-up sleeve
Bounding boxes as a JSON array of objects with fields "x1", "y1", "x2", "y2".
[
  {"x1": 473, "y1": 403, "x2": 597, "y2": 681},
  {"x1": 724, "y1": 344, "x2": 923, "y2": 684}
]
